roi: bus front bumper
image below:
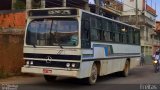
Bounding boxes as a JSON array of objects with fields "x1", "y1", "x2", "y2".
[{"x1": 21, "y1": 66, "x2": 79, "y2": 78}]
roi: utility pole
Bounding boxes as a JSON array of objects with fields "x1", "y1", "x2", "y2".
[
  {"x1": 26, "y1": 0, "x2": 32, "y2": 9},
  {"x1": 95, "y1": 0, "x2": 100, "y2": 14},
  {"x1": 41, "y1": 0, "x2": 45, "y2": 8},
  {"x1": 135, "y1": 0, "x2": 138, "y2": 26},
  {"x1": 84, "y1": 1, "x2": 90, "y2": 11},
  {"x1": 63, "y1": 0, "x2": 67, "y2": 7},
  {"x1": 12, "y1": 0, "x2": 16, "y2": 10}
]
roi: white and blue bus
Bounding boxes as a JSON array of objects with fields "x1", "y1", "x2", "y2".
[{"x1": 22, "y1": 7, "x2": 141, "y2": 84}]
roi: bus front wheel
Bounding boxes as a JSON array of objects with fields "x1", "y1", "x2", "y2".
[
  {"x1": 84, "y1": 63, "x2": 98, "y2": 85},
  {"x1": 44, "y1": 75, "x2": 57, "y2": 82}
]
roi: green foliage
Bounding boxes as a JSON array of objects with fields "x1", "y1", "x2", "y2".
[
  {"x1": 14, "y1": 0, "x2": 26, "y2": 10},
  {"x1": 0, "y1": 71, "x2": 8, "y2": 78}
]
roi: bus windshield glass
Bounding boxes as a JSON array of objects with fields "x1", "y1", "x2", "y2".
[{"x1": 26, "y1": 18, "x2": 78, "y2": 46}]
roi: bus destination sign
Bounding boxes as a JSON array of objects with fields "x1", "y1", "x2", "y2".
[{"x1": 28, "y1": 9, "x2": 77, "y2": 17}]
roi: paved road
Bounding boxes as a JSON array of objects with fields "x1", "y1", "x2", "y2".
[{"x1": 0, "y1": 65, "x2": 160, "y2": 90}]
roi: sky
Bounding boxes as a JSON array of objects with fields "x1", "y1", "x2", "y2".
[
  {"x1": 147, "y1": 0, "x2": 160, "y2": 21},
  {"x1": 89, "y1": 0, "x2": 160, "y2": 21}
]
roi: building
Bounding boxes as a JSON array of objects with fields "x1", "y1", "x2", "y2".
[
  {"x1": 156, "y1": 21, "x2": 160, "y2": 31},
  {"x1": 0, "y1": 0, "x2": 12, "y2": 10},
  {"x1": 119, "y1": 0, "x2": 157, "y2": 63},
  {"x1": 0, "y1": 0, "x2": 26, "y2": 30},
  {"x1": 89, "y1": 0, "x2": 122, "y2": 19},
  {"x1": 26, "y1": 0, "x2": 89, "y2": 10},
  {"x1": 152, "y1": 21, "x2": 160, "y2": 53},
  {"x1": 103, "y1": 0, "x2": 123, "y2": 11},
  {"x1": 26, "y1": 0, "x2": 122, "y2": 19},
  {"x1": 0, "y1": 0, "x2": 26, "y2": 10}
]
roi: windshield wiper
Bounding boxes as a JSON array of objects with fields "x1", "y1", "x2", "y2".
[
  {"x1": 53, "y1": 23, "x2": 63, "y2": 49},
  {"x1": 56, "y1": 39, "x2": 63, "y2": 49},
  {"x1": 59, "y1": 43, "x2": 63, "y2": 49},
  {"x1": 32, "y1": 44, "x2": 36, "y2": 48}
]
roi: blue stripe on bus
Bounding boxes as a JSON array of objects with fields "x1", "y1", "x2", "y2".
[
  {"x1": 93, "y1": 44, "x2": 110, "y2": 47},
  {"x1": 82, "y1": 54, "x2": 94, "y2": 58},
  {"x1": 93, "y1": 44, "x2": 112, "y2": 57},
  {"x1": 82, "y1": 55, "x2": 140, "y2": 62},
  {"x1": 104, "y1": 47, "x2": 109, "y2": 56}
]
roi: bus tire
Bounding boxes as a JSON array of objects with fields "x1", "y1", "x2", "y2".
[
  {"x1": 121, "y1": 60, "x2": 130, "y2": 77},
  {"x1": 84, "y1": 63, "x2": 98, "y2": 85},
  {"x1": 44, "y1": 75, "x2": 57, "y2": 82}
]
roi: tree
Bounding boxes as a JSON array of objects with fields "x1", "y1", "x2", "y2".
[{"x1": 14, "y1": 0, "x2": 26, "y2": 10}]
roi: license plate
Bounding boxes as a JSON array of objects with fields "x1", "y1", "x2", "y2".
[{"x1": 43, "y1": 69, "x2": 52, "y2": 74}]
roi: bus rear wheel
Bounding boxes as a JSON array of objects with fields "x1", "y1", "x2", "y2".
[
  {"x1": 84, "y1": 63, "x2": 98, "y2": 85},
  {"x1": 44, "y1": 75, "x2": 57, "y2": 82},
  {"x1": 121, "y1": 61, "x2": 129, "y2": 77}
]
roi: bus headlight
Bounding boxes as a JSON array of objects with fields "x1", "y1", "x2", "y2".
[
  {"x1": 154, "y1": 60, "x2": 158, "y2": 64},
  {"x1": 30, "y1": 61, "x2": 33, "y2": 65},
  {"x1": 66, "y1": 63, "x2": 70, "y2": 68},
  {"x1": 71, "y1": 63, "x2": 76, "y2": 68},
  {"x1": 26, "y1": 61, "x2": 30, "y2": 65}
]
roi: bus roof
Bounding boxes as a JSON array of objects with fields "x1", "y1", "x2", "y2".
[
  {"x1": 80, "y1": 9, "x2": 139, "y2": 29},
  {"x1": 27, "y1": 7, "x2": 139, "y2": 29}
]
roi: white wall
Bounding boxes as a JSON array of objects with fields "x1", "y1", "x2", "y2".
[
  {"x1": 123, "y1": 0, "x2": 143, "y2": 14},
  {"x1": 123, "y1": 0, "x2": 156, "y2": 25},
  {"x1": 145, "y1": 11, "x2": 156, "y2": 22}
]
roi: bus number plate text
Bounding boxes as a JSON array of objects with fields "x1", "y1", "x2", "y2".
[{"x1": 43, "y1": 69, "x2": 52, "y2": 74}]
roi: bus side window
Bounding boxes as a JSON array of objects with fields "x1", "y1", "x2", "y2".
[{"x1": 81, "y1": 20, "x2": 90, "y2": 48}]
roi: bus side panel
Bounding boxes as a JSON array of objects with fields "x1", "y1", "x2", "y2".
[
  {"x1": 100, "y1": 58, "x2": 126, "y2": 76},
  {"x1": 79, "y1": 61, "x2": 94, "y2": 78},
  {"x1": 100, "y1": 60, "x2": 110, "y2": 76}
]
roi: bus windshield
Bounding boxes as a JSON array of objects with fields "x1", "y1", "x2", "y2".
[{"x1": 26, "y1": 18, "x2": 78, "y2": 46}]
